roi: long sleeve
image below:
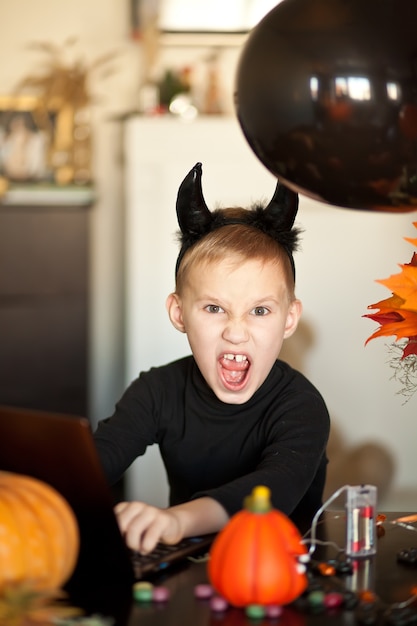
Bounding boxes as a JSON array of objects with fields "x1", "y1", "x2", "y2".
[
  {"x1": 93, "y1": 372, "x2": 160, "y2": 485},
  {"x1": 93, "y1": 356, "x2": 330, "y2": 529}
]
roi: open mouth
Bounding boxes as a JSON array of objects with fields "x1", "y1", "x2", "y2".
[{"x1": 219, "y1": 353, "x2": 250, "y2": 389}]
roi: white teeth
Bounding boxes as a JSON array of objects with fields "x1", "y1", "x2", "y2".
[{"x1": 223, "y1": 354, "x2": 247, "y2": 362}]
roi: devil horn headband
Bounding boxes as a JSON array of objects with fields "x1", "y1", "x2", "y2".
[{"x1": 175, "y1": 162, "x2": 300, "y2": 277}]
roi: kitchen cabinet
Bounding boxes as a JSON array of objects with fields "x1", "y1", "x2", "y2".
[{"x1": 0, "y1": 188, "x2": 93, "y2": 416}]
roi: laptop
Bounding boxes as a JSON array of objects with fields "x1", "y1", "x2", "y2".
[{"x1": 0, "y1": 405, "x2": 214, "y2": 618}]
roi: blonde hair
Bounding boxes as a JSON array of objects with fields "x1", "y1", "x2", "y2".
[{"x1": 175, "y1": 208, "x2": 296, "y2": 299}]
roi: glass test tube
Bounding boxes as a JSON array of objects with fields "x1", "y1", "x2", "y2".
[{"x1": 345, "y1": 484, "x2": 377, "y2": 558}]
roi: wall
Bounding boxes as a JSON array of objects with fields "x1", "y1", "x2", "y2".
[{"x1": 1, "y1": 1, "x2": 417, "y2": 510}]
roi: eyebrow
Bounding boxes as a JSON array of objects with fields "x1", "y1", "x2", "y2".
[{"x1": 194, "y1": 294, "x2": 282, "y2": 306}]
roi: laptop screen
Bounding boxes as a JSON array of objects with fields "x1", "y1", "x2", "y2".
[{"x1": 0, "y1": 405, "x2": 134, "y2": 618}]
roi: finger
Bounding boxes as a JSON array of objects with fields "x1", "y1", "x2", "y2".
[
  {"x1": 124, "y1": 507, "x2": 163, "y2": 553},
  {"x1": 115, "y1": 501, "x2": 147, "y2": 534},
  {"x1": 139, "y1": 515, "x2": 170, "y2": 554},
  {"x1": 114, "y1": 501, "x2": 129, "y2": 515},
  {"x1": 140, "y1": 511, "x2": 183, "y2": 553}
]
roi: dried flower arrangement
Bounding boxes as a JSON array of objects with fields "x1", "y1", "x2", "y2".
[
  {"x1": 15, "y1": 38, "x2": 116, "y2": 110},
  {"x1": 13, "y1": 37, "x2": 117, "y2": 185},
  {"x1": 364, "y1": 222, "x2": 417, "y2": 402}
]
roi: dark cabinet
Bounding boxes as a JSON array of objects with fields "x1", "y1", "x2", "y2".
[{"x1": 0, "y1": 199, "x2": 91, "y2": 417}]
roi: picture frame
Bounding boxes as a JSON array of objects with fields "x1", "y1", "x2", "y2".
[{"x1": 0, "y1": 95, "x2": 59, "y2": 184}]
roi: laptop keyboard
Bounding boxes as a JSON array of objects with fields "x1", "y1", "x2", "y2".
[{"x1": 129, "y1": 534, "x2": 215, "y2": 579}]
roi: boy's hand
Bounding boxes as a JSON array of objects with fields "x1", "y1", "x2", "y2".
[
  {"x1": 114, "y1": 497, "x2": 229, "y2": 554},
  {"x1": 114, "y1": 501, "x2": 183, "y2": 554}
]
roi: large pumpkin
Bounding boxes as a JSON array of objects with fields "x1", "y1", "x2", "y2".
[
  {"x1": 208, "y1": 486, "x2": 308, "y2": 607},
  {"x1": 0, "y1": 471, "x2": 79, "y2": 590}
]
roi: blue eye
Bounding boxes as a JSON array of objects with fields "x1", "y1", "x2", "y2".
[{"x1": 252, "y1": 306, "x2": 269, "y2": 316}]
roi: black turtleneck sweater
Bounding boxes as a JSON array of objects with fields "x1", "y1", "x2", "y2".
[{"x1": 93, "y1": 356, "x2": 330, "y2": 530}]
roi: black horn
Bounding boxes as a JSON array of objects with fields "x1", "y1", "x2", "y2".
[
  {"x1": 264, "y1": 181, "x2": 299, "y2": 231},
  {"x1": 176, "y1": 162, "x2": 212, "y2": 236}
]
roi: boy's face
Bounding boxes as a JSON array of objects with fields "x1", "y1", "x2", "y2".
[{"x1": 167, "y1": 256, "x2": 302, "y2": 405}]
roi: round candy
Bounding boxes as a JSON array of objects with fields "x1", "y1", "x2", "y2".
[
  {"x1": 265, "y1": 605, "x2": 283, "y2": 618},
  {"x1": 133, "y1": 581, "x2": 154, "y2": 603},
  {"x1": 236, "y1": 0, "x2": 417, "y2": 212},
  {"x1": 324, "y1": 592, "x2": 344, "y2": 609},
  {"x1": 246, "y1": 604, "x2": 266, "y2": 619},
  {"x1": 317, "y1": 561, "x2": 336, "y2": 576},
  {"x1": 210, "y1": 596, "x2": 228, "y2": 612},
  {"x1": 308, "y1": 590, "x2": 325, "y2": 608},
  {"x1": 152, "y1": 586, "x2": 171, "y2": 602},
  {"x1": 194, "y1": 583, "x2": 214, "y2": 599},
  {"x1": 358, "y1": 590, "x2": 377, "y2": 604}
]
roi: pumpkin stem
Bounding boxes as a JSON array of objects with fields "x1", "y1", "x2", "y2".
[{"x1": 245, "y1": 486, "x2": 272, "y2": 514}]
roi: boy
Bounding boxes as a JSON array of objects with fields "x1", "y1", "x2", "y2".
[{"x1": 93, "y1": 163, "x2": 330, "y2": 554}]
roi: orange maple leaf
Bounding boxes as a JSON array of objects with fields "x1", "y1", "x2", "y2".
[
  {"x1": 364, "y1": 309, "x2": 417, "y2": 344},
  {"x1": 366, "y1": 293, "x2": 405, "y2": 311},
  {"x1": 376, "y1": 256, "x2": 417, "y2": 312},
  {"x1": 364, "y1": 224, "x2": 417, "y2": 356}
]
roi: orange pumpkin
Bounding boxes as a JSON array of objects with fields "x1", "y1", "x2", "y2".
[
  {"x1": 0, "y1": 471, "x2": 79, "y2": 591},
  {"x1": 208, "y1": 485, "x2": 308, "y2": 607}
]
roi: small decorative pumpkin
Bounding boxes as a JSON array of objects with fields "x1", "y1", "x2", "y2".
[
  {"x1": 0, "y1": 471, "x2": 79, "y2": 591},
  {"x1": 208, "y1": 485, "x2": 308, "y2": 607}
]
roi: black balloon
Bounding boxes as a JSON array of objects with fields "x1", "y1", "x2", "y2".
[{"x1": 235, "y1": 0, "x2": 417, "y2": 212}]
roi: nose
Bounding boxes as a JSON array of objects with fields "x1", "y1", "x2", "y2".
[{"x1": 222, "y1": 317, "x2": 249, "y2": 344}]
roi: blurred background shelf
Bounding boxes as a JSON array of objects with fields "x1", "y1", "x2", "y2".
[{"x1": 0, "y1": 184, "x2": 95, "y2": 207}]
